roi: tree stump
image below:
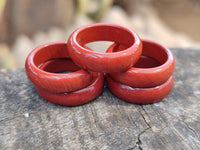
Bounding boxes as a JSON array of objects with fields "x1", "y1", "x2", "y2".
[{"x1": 0, "y1": 48, "x2": 200, "y2": 150}]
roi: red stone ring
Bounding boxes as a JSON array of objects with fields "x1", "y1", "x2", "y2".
[
  {"x1": 107, "y1": 39, "x2": 175, "y2": 88},
  {"x1": 67, "y1": 23, "x2": 142, "y2": 73},
  {"x1": 25, "y1": 42, "x2": 93, "y2": 93},
  {"x1": 106, "y1": 74, "x2": 174, "y2": 104},
  {"x1": 36, "y1": 58, "x2": 104, "y2": 106}
]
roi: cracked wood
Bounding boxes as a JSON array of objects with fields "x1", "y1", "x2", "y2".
[{"x1": 0, "y1": 48, "x2": 200, "y2": 150}]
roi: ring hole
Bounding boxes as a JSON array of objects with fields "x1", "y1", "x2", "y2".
[
  {"x1": 51, "y1": 70, "x2": 76, "y2": 74},
  {"x1": 85, "y1": 41, "x2": 114, "y2": 53},
  {"x1": 39, "y1": 58, "x2": 81, "y2": 73},
  {"x1": 76, "y1": 25, "x2": 135, "y2": 48},
  {"x1": 133, "y1": 56, "x2": 161, "y2": 68}
]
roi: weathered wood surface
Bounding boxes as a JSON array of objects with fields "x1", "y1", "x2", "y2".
[{"x1": 0, "y1": 48, "x2": 200, "y2": 150}]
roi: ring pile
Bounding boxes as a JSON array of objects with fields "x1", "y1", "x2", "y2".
[{"x1": 25, "y1": 23, "x2": 175, "y2": 106}]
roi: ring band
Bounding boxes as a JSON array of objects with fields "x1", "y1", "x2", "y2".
[
  {"x1": 67, "y1": 23, "x2": 142, "y2": 73},
  {"x1": 36, "y1": 58, "x2": 104, "y2": 106},
  {"x1": 25, "y1": 42, "x2": 93, "y2": 93},
  {"x1": 106, "y1": 74, "x2": 174, "y2": 104},
  {"x1": 108, "y1": 39, "x2": 175, "y2": 88}
]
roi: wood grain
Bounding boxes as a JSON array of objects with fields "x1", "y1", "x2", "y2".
[{"x1": 0, "y1": 48, "x2": 200, "y2": 150}]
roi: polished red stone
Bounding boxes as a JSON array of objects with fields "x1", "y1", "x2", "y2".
[
  {"x1": 25, "y1": 42, "x2": 93, "y2": 93},
  {"x1": 67, "y1": 23, "x2": 142, "y2": 73},
  {"x1": 106, "y1": 74, "x2": 174, "y2": 104},
  {"x1": 36, "y1": 59, "x2": 104, "y2": 106},
  {"x1": 108, "y1": 39, "x2": 175, "y2": 88}
]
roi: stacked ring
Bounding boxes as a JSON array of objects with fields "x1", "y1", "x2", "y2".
[
  {"x1": 25, "y1": 23, "x2": 175, "y2": 105},
  {"x1": 106, "y1": 39, "x2": 175, "y2": 104},
  {"x1": 36, "y1": 58, "x2": 104, "y2": 106},
  {"x1": 25, "y1": 42, "x2": 93, "y2": 93},
  {"x1": 106, "y1": 75, "x2": 174, "y2": 104},
  {"x1": 107, "y1": 39, "x2": 175, "y2": 88},
  {"x1": 67, "y1": 23, "x2": 142, "y2": 73}
]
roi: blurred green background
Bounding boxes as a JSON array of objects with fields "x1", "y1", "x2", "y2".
[{"x1": 0, "y1": 0, "x2": 200, "y2": 69}]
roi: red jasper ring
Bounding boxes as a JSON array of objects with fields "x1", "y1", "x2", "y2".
[
  {"x1": 108, "y1": 39, "x2": 175, "y2": 88},
  {"x1": 67, "y1": 23, "x2": 142, "y2": 73},
  {"x1": 36, "y1": 58, "x2": 104, "y2": 106},
  {"x1": 25, "y1": 42, "x2": 93, "y2": 93},
  {"x1": 106, "y1": 75, "x2": 174, "y2": 104}
]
